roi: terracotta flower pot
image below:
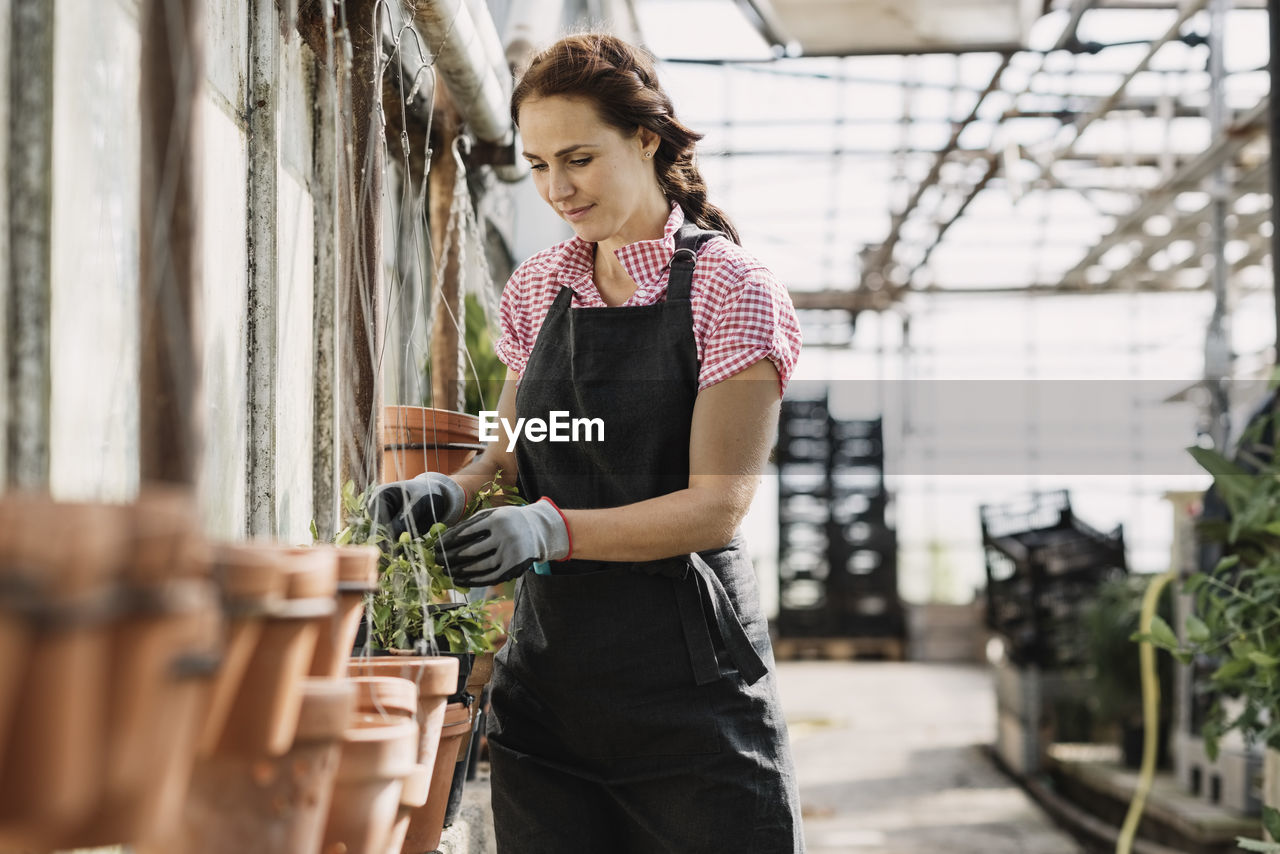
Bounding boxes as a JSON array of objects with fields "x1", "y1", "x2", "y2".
[
  {"x1": 311, "y1": 545, "x2": 378, "y2": 678},
  {"x1": 381, "y1": 406, "x2": 481, "y2": 481},
  {"x1": 73, "y1": 578, "x2": 223, "y2": 849},
  {"x1": 169, "y1": 678, "x2": 356, "y2": 854},
  {"x1": 216, "y1": 545, "x2": 337, "y2": 757},
  {"x1": 0, "y1": 497, "x2": 127, "y2": 849},
  {"x1": 385, "y1": 764, "x2": 432, "y2": 854},
  {"x1": 413, "y1": 702, "x2": 474, "y2": 853},
  {"x1": 70, "y1": 491, "x2": 222, "y2": 848},
  {"x1": 196, "y1": 542, "x2": 288, "y2": 756},
  {"x1": 321, "y1": 717, "x2": 419, "y2": 854},
  {"x1": 347, "y1": 656, "x2": 459, "y2": 854},
  {"x1": 351, "y1": 676, "x2": 420, "y2": 720},
  {"x1": 347, "y1": 657, "x2": 458, "y2": 767}
]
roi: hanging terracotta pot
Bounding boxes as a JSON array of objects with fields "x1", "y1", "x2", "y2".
[
  {"x1": 321, "y1": 717, "x2": 419, "y2": 854},
  {"x1": 196, "y1": 542, "x2": 288, "y2": 756},
  {"x1": 215, "y1": 545, "x2": 337, "y2": 757},
  {"x1": 311, "y1": 545, "x2": 378, "y2": 678},
  {"x1": 381, "y1": 406, "x2": 481, "y2": 482},
  {"x1": 413, "y1": 701, "x2": 474, "y2": 854},
  {"x1": 168, "y1": 677, "x2": 355, "y2": 854},
  {"x1": 385, "y1": 763, "x2": 432, "y2": 854},
  {"x1": 0, "y1": 497, "x2": 127, "y2": 850}
]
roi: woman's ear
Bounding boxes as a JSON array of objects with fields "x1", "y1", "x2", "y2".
[{"x1": 637, "y1": 126, "x2": 660, "y2": 158}]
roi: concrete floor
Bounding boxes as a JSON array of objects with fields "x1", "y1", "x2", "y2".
[{"x1": 777, "y1": 661, "x2": 1084, "y2": 854}]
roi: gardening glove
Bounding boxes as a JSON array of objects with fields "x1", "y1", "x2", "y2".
[
  {"x1": 367, "y1": 472, "x2": 466, "y2": 540},
  {"x1": 435, "y1": 498, "x2": 571, "y2": 586}
]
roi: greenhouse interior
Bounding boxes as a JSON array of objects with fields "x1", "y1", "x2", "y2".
[{"x1": 1, "y1": 0, "x2": 1279, "y2": 852}]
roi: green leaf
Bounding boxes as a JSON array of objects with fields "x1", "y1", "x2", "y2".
[
  {"x1": 1264, "y1": 806, "x2": 1280, "y2": 841},
  {"x1": 1188, "y1": 446, "x2": 1258, "y2": 518},
  {"x1": 1186, "y1": 615, "x2": 1212, "y2": 644},
  {"x1": 1237, "y1": 837, "x2": 1280, "y2": 852},
  {"x1": 1247, "y1": 651, "x2": 1279, "y2": 669},
  {"x1": 1216, "y1": 554, "x2": 1242, "y2": 574},
  {"x1": 1213, "y1": 658, "x2": 1253, "y2": 681},
  {"x1": 1147, "y1": 615, "x2": 1180, "y2": 651}
]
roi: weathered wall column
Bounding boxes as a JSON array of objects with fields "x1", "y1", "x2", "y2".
[
  {"x1": 245, "y1": 0, "x2": 278, "y2": 532},
  {"x1": 428, "y1": 92, "x2": 465, "y2": 412},
  {"x1": 139, "y1": 0, "x2": 204, "y2": 486},
  {"x1": 340, "y1": 0, "x2": 384, "y2": 489},
  {"x1": 5, "y1": 0, "x2": 54, "y2": 489},
  {"x1": 311, "y1": 3, "x2": 340, "y2": 540}
]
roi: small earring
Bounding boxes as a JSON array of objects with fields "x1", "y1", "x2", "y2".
[{"x1": 644, "y1": 151, "x2": 652, "y2": 158}]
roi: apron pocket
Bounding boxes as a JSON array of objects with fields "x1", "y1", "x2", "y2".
[{"x1": 507, "y1": 570, "x2": 723, "y2": 760}]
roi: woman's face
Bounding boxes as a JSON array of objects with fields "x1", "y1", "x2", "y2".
[{"x1": 518, "y1": 94, "x2": 658, "y2": 244}]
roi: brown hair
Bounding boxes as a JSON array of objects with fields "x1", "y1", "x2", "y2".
[{"x1": 511, "y1": 32, "x2": 741, "y2": 245}]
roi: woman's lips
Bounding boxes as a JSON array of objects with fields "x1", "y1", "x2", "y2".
[{"x1": 564, "y1": 205, "x2": 594, "y2": 221}]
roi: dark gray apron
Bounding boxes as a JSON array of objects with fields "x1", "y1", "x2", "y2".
[{"x1": 486, "y1": 224, "x2": 805, "y2": 853}]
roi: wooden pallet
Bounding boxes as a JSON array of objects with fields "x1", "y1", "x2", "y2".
[{"x1": 773, "y1": 636, "x2": 905, "y2": 662}]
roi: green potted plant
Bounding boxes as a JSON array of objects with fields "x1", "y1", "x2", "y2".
[
  {"x1": 1081, "y1": 574, "x2": 1174, "y2": 768},
  {"x1": 332, "y1": 476, "x2": 513, "y2": 658},
  {"x1": 1138, "y1": 396, "x2": 1280, "y2": 848}
]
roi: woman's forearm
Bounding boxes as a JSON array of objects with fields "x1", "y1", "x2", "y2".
[{"x1": 559, "y1": 476, "x2": 758, "y2": 562}]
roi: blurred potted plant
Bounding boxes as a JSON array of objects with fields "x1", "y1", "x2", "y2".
[
  {"x1": 1138, "y1": 395, "x2": 1280, "y2": 847},
  {"x1": 1082, "y1": 575, "x2": 1174, "y2": 768}
]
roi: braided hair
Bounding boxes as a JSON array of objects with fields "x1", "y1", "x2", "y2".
[{"x1": 511, "y1": 32, "x2": 741, "y2": 245}]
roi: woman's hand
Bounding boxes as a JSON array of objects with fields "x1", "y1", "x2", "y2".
[{"x1": 435, "y1": 497, "x2": 571, "y2": 585}]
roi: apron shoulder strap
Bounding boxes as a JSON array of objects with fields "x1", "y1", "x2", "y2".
[{"x1": 668, "y1": 222, "x2": 725, "y2": 302}]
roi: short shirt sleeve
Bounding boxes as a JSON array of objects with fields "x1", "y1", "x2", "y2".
[
  {"x1": 493, "y1": 268, "x2": 532, "y2": 378},
  {"x1": 698, "y1": 265, "x2": 803, "y2": 395}
]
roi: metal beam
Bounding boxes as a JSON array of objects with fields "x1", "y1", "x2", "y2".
[
  {"x1": 1053, "y1": 0, "x2": 1098, "y2": 51},
  {"x1": 1055, "y1": 0, "x2": 1210, "y2": 163},
  {"x1": 862, "y1": 53, "x2": 1013, "y2": 282},
  {"x1": 1105, "y1": 158, "x2": 1270, "y2": 282},
  {"x1": 1058, "y1": 95, "x2": 1269, "y2": 284},
  {"x1": 904, "y1": 152, "x2": 1001, "y2": 284}
]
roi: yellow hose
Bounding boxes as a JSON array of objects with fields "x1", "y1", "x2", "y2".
[{"x1": 1116, "y1": 568, "x2": 1177, "y2": 854}]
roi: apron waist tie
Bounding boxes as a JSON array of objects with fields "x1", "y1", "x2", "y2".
[{"x1": 674, "y1": 553, "x2": 768, "y2": 687}]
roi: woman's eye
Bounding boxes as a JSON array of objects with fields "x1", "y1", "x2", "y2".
[
  {"x1": 571, "y1": 158, "x2": 591, "y2": 166},
  {"x1": 530, "y1": 163, "x2": 547, "y2": 171}
]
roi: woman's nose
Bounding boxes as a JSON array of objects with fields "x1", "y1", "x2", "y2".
[{"x1": 547, "y1": 169, "x2": 574, "y2": 202}]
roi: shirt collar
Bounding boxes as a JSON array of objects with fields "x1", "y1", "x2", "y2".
[{"x1": 557, "y1": 200, "x2": 685, "y2": 303}]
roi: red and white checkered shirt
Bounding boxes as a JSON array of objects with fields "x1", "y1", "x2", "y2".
[{"x1": 495, "y1": 200, "x2": 803, "y2": 394}]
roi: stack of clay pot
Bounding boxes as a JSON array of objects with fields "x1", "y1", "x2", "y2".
[
  {"x1": 348, "y1": 655, "x2": 461, "y2": 854},
  {"x1": 0, "y1": 489, "x2": 222, "y2": 851},
  {"x1": 170, "y1": 541, "x2": 382, "y2": 854}
]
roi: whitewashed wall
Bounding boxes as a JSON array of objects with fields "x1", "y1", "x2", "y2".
[
  {"x1": 33, "y1": 0, "x2": 325, "y2": 543},
  {"x1": 49, "y1": 0, "x2": 140, "y2": 502}
]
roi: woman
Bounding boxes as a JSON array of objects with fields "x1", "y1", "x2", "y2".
[{"x1": 373, "y1": 32, "x2": 805, "y2": 853}]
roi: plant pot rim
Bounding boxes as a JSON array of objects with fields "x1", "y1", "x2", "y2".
[
  {"x1": 337, "y1": 719, "x2": 419, "y2": 781},
  {"x1": 348, "y1": 656, "x2": 460, "y2": 699},
  {"x1": 295, "y1": 677, "x2": 358, "y2": 743},
  {"x1": 332, "y1": 544, "x2": 379, "y2": 588},
  {"x1": 350, "y1": 676, "x2": 419, "y2": 719}
]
